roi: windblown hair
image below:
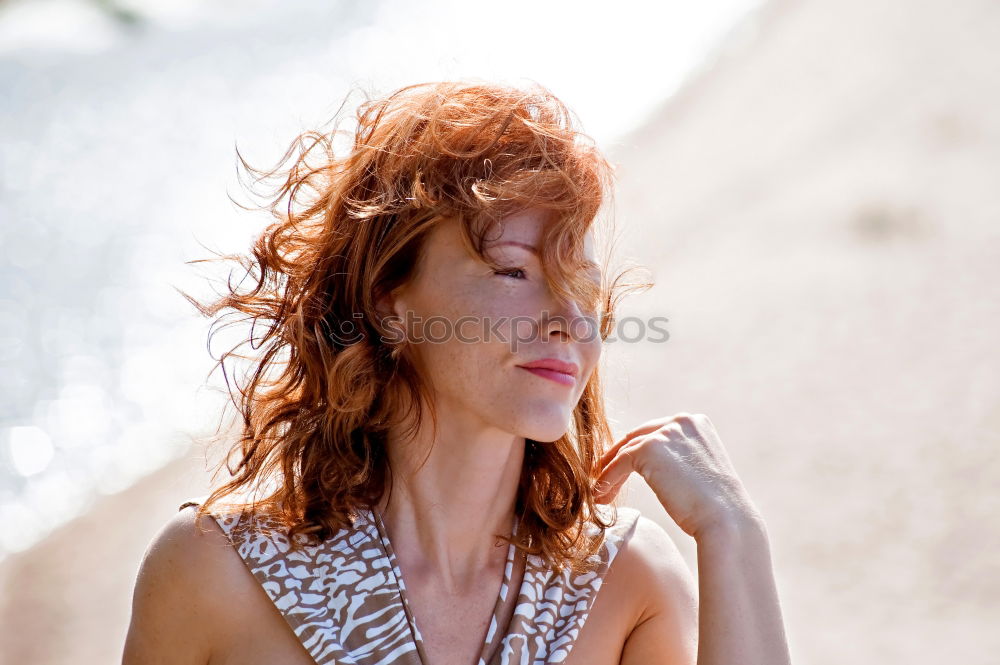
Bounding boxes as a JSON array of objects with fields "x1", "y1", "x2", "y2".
[{"x1": 182, "y1": 79, "x2": 651, "y2": 575}]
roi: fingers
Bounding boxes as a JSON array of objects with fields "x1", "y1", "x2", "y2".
[
  {"x1": 601, "y1": 413, "x2": 712, "y2": 466},
  {"x1": 592, "y1": 475, "x2": 627, "y2": 504},
  {"x1": 593, "y1": 412, "x2": 712, "y2": 504},
  {"x1": 594, "y1": 442, "x2": 639, "y2": 500},
  {"x1": 599, "y1": 416, "x2": 673, "y2": 468}
]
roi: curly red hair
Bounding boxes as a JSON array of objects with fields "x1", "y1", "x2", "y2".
[{"x1": 182, "y1": 78, "x2": 651, "y2": 575}]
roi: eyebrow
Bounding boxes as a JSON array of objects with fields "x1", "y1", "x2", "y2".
[
  {"x1": 484, "y1": 240, "x2": 539, "y2": 255},
  {"x1": 485, "y1": 241, "x2": 602, "y2": 278},
  {"x1": 486, "y1": 241, "x2": 601, "y2": 266}
]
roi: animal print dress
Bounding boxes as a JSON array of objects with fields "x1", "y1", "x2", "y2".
[{"x1": 178, "y1": 495, "x2": 641, "y2": 665}]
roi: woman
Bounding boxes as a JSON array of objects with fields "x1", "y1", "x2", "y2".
[{"x1": 122, "y1": 79, "x2": 791, "y2": 665}]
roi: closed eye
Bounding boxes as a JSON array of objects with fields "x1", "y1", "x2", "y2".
[{"x1": 494, "y1": 267, "x2": 527, "y2": 280}]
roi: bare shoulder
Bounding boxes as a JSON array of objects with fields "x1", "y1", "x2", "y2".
[
  {"x1": 122, "y1": 506, "x2": 252, "y2": 664},
  {"x1": 570, "y1": 510, "x2": 698, "y2": 665},
  {"x1": 615, "y1": 513, "x2": 699, "y2": 665}
]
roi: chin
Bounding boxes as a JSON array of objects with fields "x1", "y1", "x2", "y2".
[
  {"x1": 513, "y1": 401, "x2": 574, "y2": 442},
  {"x1": 523, "y1": 428, "x2": 568, "y2": 443}
]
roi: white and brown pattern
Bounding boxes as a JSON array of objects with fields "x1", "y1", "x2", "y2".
[{"x1": 178, "y1": 495, "x2": 640, "y2": 665}]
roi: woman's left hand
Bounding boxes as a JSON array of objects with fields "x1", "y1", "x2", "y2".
[{"x1": 592, "y1": 412, "x2": 761, "y2": 540}]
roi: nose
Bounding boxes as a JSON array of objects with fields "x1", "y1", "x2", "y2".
[{"x1": 544, "y1": 293, "x2": 598, "y2": 344}]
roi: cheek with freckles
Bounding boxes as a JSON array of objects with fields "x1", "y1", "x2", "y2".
[
  {"x1": 409, "y1": 309, "x2": 580, "y2": 442},
  {"x1": 402, "y1": 246, "x2": 593, "y2": 440}
]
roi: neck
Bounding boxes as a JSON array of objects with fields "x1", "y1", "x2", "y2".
[{"x1": 374, "y1": 403, "x2": 525, "y2": 594}]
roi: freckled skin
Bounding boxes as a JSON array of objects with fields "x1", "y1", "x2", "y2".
[{"x1": 385, "y1": 209, "x2": 602, "y2": 443}]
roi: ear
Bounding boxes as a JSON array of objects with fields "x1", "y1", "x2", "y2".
[
  {"x1": 375, "y1": 287, "x2": 407, "y2": 332},
  {"x1": 375, "y1": 287, "x2": 397, "y2": 316}
]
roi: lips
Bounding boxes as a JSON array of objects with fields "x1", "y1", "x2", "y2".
[{"x1": 516, "y1": 358, "x2": 579, "y2": 387}]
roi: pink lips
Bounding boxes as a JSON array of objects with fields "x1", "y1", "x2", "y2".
[{"x1": 516, "y1": 358, "x2": 579, "y2": 387}]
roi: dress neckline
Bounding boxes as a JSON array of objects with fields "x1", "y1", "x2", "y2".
[{"x1": 367, "y1": 507, "x2": 523, "y2": 665}]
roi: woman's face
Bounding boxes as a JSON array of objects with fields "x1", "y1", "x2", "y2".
[{"x1": 385, "y1": 208, "x2": 603, "y2": 443}]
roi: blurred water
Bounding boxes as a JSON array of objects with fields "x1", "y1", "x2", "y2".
[{"x1": 0, "y1": 0, "x2": 761, "y2": 560}]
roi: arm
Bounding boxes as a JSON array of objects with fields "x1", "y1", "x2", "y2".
[
  {"x1": 694, "y1": 512, "x2": 791, "y2": 665},
  {"x1": 618, "y1": 513, "x2": 791, "y2": 665},
  {"x1": 121, "y1": 507, "x2": 231, "y2": 665},
  {"x1": 597, "y1": 413, "x2": 793, "y2": 665}
]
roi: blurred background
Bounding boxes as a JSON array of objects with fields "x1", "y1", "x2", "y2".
[{"x1": 1, "y1": 0, "x2": 997, "y2": 662}]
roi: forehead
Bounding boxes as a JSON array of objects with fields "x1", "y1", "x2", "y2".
[{"x1": 483, "y1": 207, "x2": 545, "y2": 245}]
